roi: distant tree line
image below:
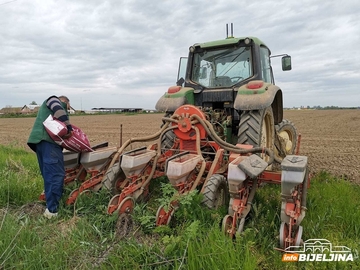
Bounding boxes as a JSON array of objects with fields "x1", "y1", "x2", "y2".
[{"x1": 285, "y1": 105, "x2": 359, "y2": 110}]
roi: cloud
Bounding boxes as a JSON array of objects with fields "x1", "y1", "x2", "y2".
[{"x1": 0, "y1": 0, "x2": 359, "y2": 110}]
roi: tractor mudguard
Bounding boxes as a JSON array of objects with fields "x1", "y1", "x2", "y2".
[
  {"x1": 234, "y1": 81, "x2": 281, "y2": 111},
  {"x1": 234, "y1": 81, "x2": 283, "y2": 123},
  {"x1": 155, "y1": 86, "x2": 194, "y2": 112}
]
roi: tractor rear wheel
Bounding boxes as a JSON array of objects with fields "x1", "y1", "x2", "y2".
[
  {"x1": 160, "y1": 113, "x2": 177, "y2": 153},
  {"x1": 202, "y1": 174, "x2": 229, "y2": 210},
  {"x1": 237, "y1": 107, "x2": 275, "y2": 155},
  {"x1": 275, "y1": 119, "x2": 298, "y2": 159},
  {"x1": 102, "y1": 163, "x2": 126, "y2": 195}
]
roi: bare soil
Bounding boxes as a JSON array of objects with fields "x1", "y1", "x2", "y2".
[{"x1": 1, "y1": 110, "x2": 359, "y2": 183}]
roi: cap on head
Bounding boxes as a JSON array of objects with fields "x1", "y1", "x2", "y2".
[
  {"x1": 59, "y1": 95, "x2": 70, "y2": 110},
  {"x1": 59, "y1": 95, "x2": 70, "y2": 103}
]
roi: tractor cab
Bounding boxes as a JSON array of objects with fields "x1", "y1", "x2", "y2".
[
  {"x1": 177, "y1": 37, "x2": 291, "y2": 92},
  {"x1": 157, "y1": 34, "x2": 292, "y2": 116}
]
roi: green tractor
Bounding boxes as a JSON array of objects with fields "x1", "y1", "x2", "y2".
[
  {"x1": 102, "y1": 26, "x2": 307, "y2": 247},
  {"x1": 156, "y1": 26, "x2": 298, "y2": 162}
]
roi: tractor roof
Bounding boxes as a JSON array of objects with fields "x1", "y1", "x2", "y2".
[{"x1": 194, "y1": 36, "x2": 268, "y2": 50}]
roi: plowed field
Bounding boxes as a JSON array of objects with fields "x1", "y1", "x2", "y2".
[{"x1": 1, "y1": 110, "x2": 359, "y2": 183}]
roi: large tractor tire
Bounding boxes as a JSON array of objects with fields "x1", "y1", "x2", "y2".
[
  {"x1": 275, "y1": 119, "x2": 298, "y2": 159},
  {"x1": 102, "y1": 163, "x2": 126, "y2": 195},
  {"x1": 202, "y1": 174, "x2": 229, "y2": 210},
  {"x1": 237, "y1": 107, "x2": 275, "y2": 153}
]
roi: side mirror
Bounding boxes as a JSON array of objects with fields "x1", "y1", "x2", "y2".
[
  {"x1": 176, "y1": 77, "x2": 185, "y2": 86},
  {"x1": 282, "y1": 55, "x2": 292, "y2": 71}
]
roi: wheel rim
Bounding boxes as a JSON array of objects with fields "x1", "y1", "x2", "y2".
[
  {"x1": 79, "y1": 189, "x2": 91, "y2": 196},
  {"x1": 117, "y1": 196, "x2": 135, "y2": 214},
  {"x1": 279, "y1": 222, "x2": 289, "y2": 249},
  {"x1": 275, "y1": 120, "x2": 298, "y2": 158},
  {"x1": 237, "y1": 217, "x2": 246, "y2": 234},
  {"x1": 261, "y1": 111, "x2": 273, "y2": 149},
  {"x1": 75, "y1": 189, "x2": 93, "y2": 212},
  {"x1": 166, "y1": 209, "x2": 174, "y2": 225},
  {"x1": 279, "y1": 130, "x2": 293, "y2": 153},
  {"x1": 294, "y1": 226, "x2": 303, "y2": 246},
  {"x1": 67, "y1": 188, "x2": 79, "y2": 205},
  {"x1": 156, "y1": 205, "x2": 173, "y2": 226},
  {"x1": 107, "y1": 194, "x2": 120, "y2": 214},
  {"x1": 260, "y1": 109, "x2": 274, "y2": 163},
  {"x1": 222, "y1": 215, "x2": 234, "y2": 239},
  {"x1": 155, "y1": 205, "x2": 164, "y2": 225}
]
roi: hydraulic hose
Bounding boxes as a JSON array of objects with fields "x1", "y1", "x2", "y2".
[
  {"x1": 107, "y1": 114, "x2": 180, "y2": 172},
  {"x1": 189, "y1": 125, "x2": 206, "y2": 191},
  {"x1": 190, "y1": 114, "x2": 275, "y2": 165},
  {"x1": 138, "y1": 125, "x2": 180, "y2": 192}
]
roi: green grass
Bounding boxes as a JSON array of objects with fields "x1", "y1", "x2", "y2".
[{"x1": 0, "y1": 145, "x2": 359, "y2": 269}]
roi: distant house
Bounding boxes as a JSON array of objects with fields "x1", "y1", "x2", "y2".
[
  {"x1": 21, "y1": 104, "x2": 76, "y2": 114},
  {"x1": 0, "y1": 104, "x2": 76, "y2": 115},
  {"x1": 68, "y1": 106, "x2": 76, "y2": 114},
  {"x1": 21, "y1": 104, "x2": 41, "y2": 114},
  {"x1": 0, "y1": 107, "x2": 22, "y2": 114}
]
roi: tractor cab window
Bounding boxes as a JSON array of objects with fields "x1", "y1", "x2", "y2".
[
  {"x1": 177, "y1": 57, "x2": 188, "y2": 86},
  {"x1": 191, "y1": 46, "x2": 252, "y2": 88},
  {"x1": 260, "y1": 46, "x2": 272, "y2": 83}
]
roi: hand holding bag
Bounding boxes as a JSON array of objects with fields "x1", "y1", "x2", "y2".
[{"x1": 43, "y1": 115, "x2": 93, "y2": 152}]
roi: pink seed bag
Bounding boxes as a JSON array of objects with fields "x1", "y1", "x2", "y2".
[{"x1": 43, "y1": 115, "x2": 93, "y2": 152}]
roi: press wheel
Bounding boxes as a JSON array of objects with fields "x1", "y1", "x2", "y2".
[
  {"x1": 279, "y1": 222, "x2": 289, "y2": 249},
  {"x1": 66, "y1": 188, "x2": 80, "y2": 205},
  {"x1": 222, "y1": 214, "x2": 235, "y2": 239},
  {"x1": 156, "y1": 205, "x2": 174, "y2": 226},
  {"x1": 107, "y1": 194, "x2": 120, "y2": 214},
  {"x1": 237, "y1": 217, "x2": 246, "y2": 234},
  {"x1": 294, "y1": 225, "x2": 303, "y2": 246},
  {"x1": 117, "y1": 196, "x2": 135, "y2": 215}
]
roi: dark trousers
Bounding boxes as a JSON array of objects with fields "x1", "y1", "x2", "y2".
[{"x1": 36, "y1": 141, "x2": 65, "y2": 213}]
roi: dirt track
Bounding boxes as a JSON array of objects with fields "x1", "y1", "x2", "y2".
[{"x1": 1, "y1": 110, "x2": 359, "y2": 183}]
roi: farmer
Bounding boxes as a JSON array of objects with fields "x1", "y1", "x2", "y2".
[{"x1": 27, "y1": 95, "x2": 73, "y2": 219}]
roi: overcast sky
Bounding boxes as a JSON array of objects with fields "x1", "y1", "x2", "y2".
[{"x1": 1, "y1": 0, "x2": 359, "y2": 110}]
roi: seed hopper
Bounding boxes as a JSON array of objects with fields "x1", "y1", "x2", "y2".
[{"x1": 65, "y1": 145, "x2": 118, "y2": 204}]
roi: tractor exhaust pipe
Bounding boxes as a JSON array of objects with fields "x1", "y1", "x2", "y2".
[{"x1": 226, "y1": 23, "x2": 234, "y2": 38}]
